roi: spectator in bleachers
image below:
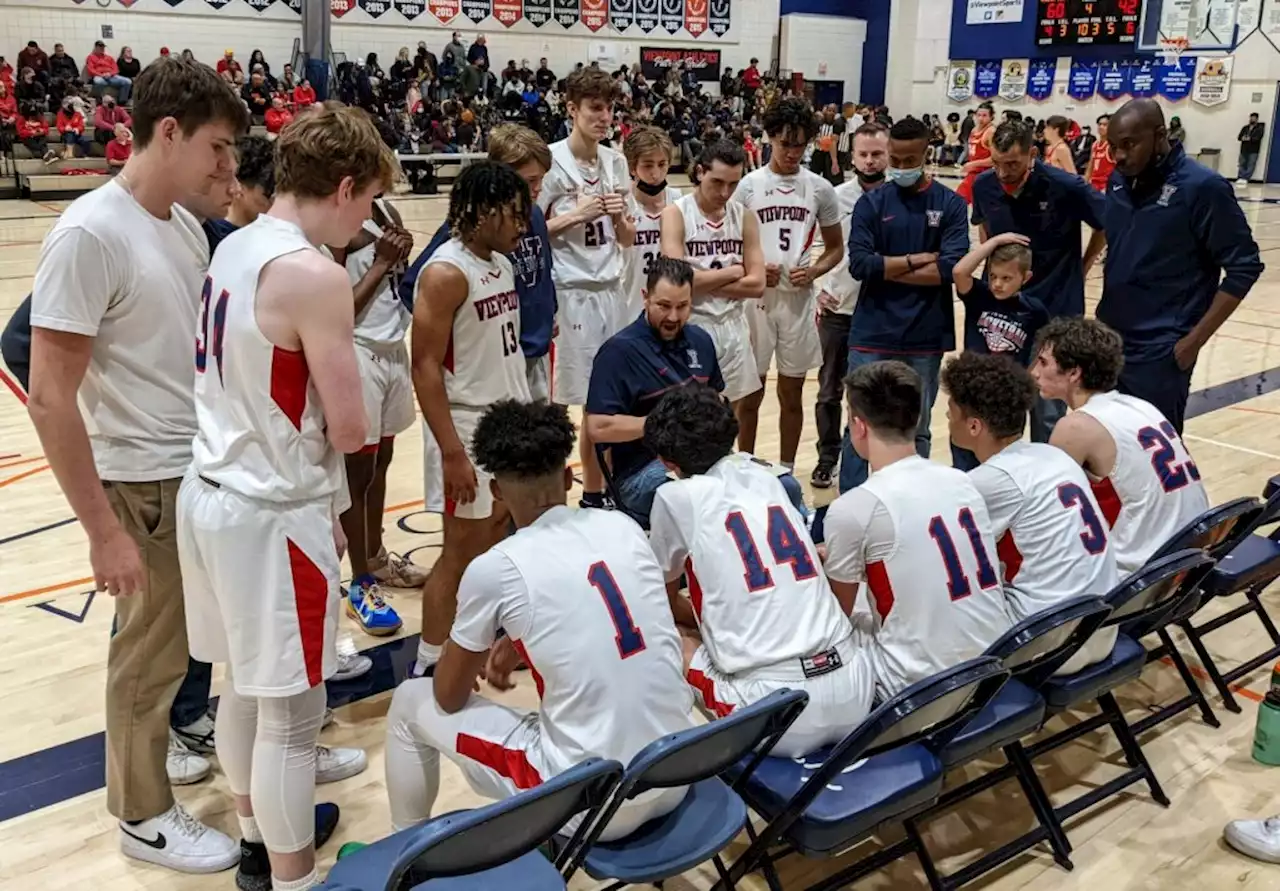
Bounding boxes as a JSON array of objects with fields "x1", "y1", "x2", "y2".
[
  {"x1": 467, "y1": 34, "x2": 489, "y2": 67},
  {"x1": 0, "y1": 56, "x2": 13, "y2": 90},
  {"x1": 15, "y1": 66, "x2": 45, "y2": 110},
  {"x1": 117, "y1": 46, "x2": 141, "y2": 81},
  {"x1": 106, "y1": 123, "x2": 131, "y2": 170},
  {"x1": 16, "y1": 99, "x2": 54, "y2": 162},
  {"x1": 55, "y1": 96, "x2": 92, "y2": 159},
  {"x1": 293, "y1": 77, "x2": 316, "y2": 109},
  {"x1": 0, "y1": 81, "x2": 15, "y2": 132},
  {"x1": 279, "y1": 62, "x2": 297, "y2": 93},
  {"x1": 241, "y1": 70, "x2": 271, "y2": 122},
  {"x1": 459, "y1": 55, "x2": 485, "y2": 102},
  {"x1": 264, "y1": 94, "x2": 293, "y2": 137},
  {"x1": 444, "y1": 32, "x2": 467, "y2": 67},
  {"x1": 18, "y1": 41, "x2": 48, "y2": 84},
  {"x1": 438, "y1": 49, "x2": 459, "y2": 100},
  {"x1": 535, "y1": 57, "x2": 556, "y2": 91},
  {"x1": 86, "y1": 40, "x2": 131, "y2": 103},
  {"x1": 248, "y1": 48, "x2": 273, "y2": 84},
  {"x1": 216, "y1": 48, "x2": 242, "y2": 77},
  {"x1": 49, "y1": 43, "x2": 79, "y2": 85},
  {"x1": 181, "y1": 48, "x2": 196, "y2": 63},
  {"x1": 93, "y1": 93, "x2": 132, "y2": 144},
  {"x1": 391, "y1": 47, "x2": 414, "y2": 85}
]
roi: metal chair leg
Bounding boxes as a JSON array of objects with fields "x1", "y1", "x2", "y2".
[
  {"x1": 1179, "y1": 619, "x2": 1241, "y2": 713},
  {"x1": 1005, "y1": 742, "x2": 1074, "y2": 868},
  {"x1": 1100, "y1": 691, "x2": 1170, "y2": 807},
  {"x1": 1158, "y1": 627, "x2": 1221, "y2": 728},
  {"x1": 903, "y1": 818, "x2": 946, "y2": 891}
]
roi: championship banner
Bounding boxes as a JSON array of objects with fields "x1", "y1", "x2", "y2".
[
  {"x1": 610, "y1": 0, "x2": 635, "y2": 31},
  {"x1": 998, "y1": 59, "x2": 1028, "y2": 101},
  {"x1": 1157, "y1": 55, "x2": 1196, "y2": 100},
  {"x1": 330, "y1": 0, "x2": 355, "y2": 16},
  {"x1": 708, "y1": 0, "x2": 730, "y2": 36},
  {"x1": 1097, "y1": 60, "x2": 1128, "y2": 100},
  {"x1": 635, "y1": 0, "x2": 659, "y2": 31},
  {"x1": 245, "y1": 0, "x2": 275, "y2": 9},
  {"x1": 462, "y1": 0, "x2": 490, "y2": 22},
  {"x1": 1128, "y1": 57, "x2": 1157, "y2": 97},
  {"x1": 661, "y1": 0, "x2": 685, "y2": 34},
  {"x1": 973, "y1": 59, "x2": 1001, "y2": 98},
  {"x1": 1192, "y1": 55, "x2": 1233, "y2": 106},
  {"x1": 394, "y1": 0, "x2": 426, "y2": 18},
  {"x1": 493, "y1": 0, "x2": 521, "y2": 26},
  {"x1": 357, "y1": 0, "x2": 392, "y2": 16},
  {"x1": 553, "y1": 0, "x2": 580, "y2": 27},
  {"x1": 285, "y1": 0, "x2": 302, "y2": 11},
  {"x1": 162, "y1": 0, "x2": 184, "y2": 7},
  {"x1": 685, "y1": 0, "x2": 708, "y2": 36},
  {"x1": 1026, "y1": 57, "x2": 1055, "y2": 100},
  {"x1": 640, "y1": 46, "x2": 721, "y2": 82},
  {"x1": 583, "y1": 0, "x2": 608, "y2": 30},
  {"x1": 430, "y1": 0, "x2": 460, "y2": 22},
  {"x1": 1067, "y1": 59, "x2": 1098, "y2": 100},
  {"x1": 946, "y1": 61, "x2": 975, "y2": 102},
  {"x1": 116, "y1": 0, "x2": 139, "y2": 7},
  {"x1": 205, "y1": 0, "x2": 232, "y2": 7},
  {"x1": 523, "y1": 0, "x2": 552, "y2": 27}
]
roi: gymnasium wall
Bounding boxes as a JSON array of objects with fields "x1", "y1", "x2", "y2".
[
  {"x1": 0, "y1": 0, "x2": 779, "y2": 84},
  {"x1": 889, "y1": 0, "x2": 1280, "y2": 177},
  {"x1": 778, "y1": 13, "x2": 866, "y2": 104}
]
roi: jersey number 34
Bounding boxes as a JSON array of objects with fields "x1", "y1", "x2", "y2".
[{"x1": 195, "y1": 276, "x2": 229, "y2": 382}]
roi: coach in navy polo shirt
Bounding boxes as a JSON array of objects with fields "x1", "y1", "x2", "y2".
[
  {"x1": 1099, "y1": 99, "x2": 1263, "y2": 432},
  {"x1": 841, "y1": 116, "x2": 970, "y2": 492},
  {"x1": 970, "y1": 120, "x2": 1106, "y2": 442},
  {"x1": 585, "y1": 256, "x2": 723, "y2": 525}
]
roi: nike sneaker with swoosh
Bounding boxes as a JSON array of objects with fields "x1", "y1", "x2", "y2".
[{"x1": 119, "y1": 802, "x2": 239, "y2": 873}]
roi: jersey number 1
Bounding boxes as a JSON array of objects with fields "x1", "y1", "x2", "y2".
[
  {"x1": 928, "y1": 508, "x2": 998, "y2": 601},
  {"x1": 588, "y1": 561, "x2": 647, "y2": 659},
  {"x1": 195, "y1": 276, "x2": 229, "y2": 381},
  {"x1": 724, "y1": 506, "x2": 819, "y2": 592}
]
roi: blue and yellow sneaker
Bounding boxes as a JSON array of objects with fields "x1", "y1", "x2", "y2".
[{"x1": 345, "y1": 576, "x2": 402, "y2": 636}]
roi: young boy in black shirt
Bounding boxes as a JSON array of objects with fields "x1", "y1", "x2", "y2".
[{"x1": 949, "y1": 231, "x2": 1049, "y2": 470}]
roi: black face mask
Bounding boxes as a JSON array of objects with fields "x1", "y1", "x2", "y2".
[
  {"x1": 636, "y1": 178, "x2": 669, "y2": 196},
  {"x1": 856, "y1": 168, "x2": 886, "y2": 184}
]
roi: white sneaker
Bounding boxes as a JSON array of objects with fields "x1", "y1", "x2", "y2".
[
  {"x1": 315, "y1": 744, "x2": 367, "y2": 784},
  {"x1": 119, "y1": 802, "x2": 239, "y2": 873},
  {"x1": 166, "y1": 731, "x2": 211, "y2": 786},
  {"x1": 322, "y1": 706, "x2": 336, "y2": 729},
  {"x1": 1237, "y1": 178, "x2": 1249, "y2": 186},
  {"x1": 1225, "y1": 815, "x2": 1280, "y2": 863},
  {"x1": 332, "y1": 650, "x2": 372, "y2": 682}
]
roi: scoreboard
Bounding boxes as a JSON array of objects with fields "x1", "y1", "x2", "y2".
[{"x1": 1037, "y1": 0, "x2": 1140, "y2": 45}]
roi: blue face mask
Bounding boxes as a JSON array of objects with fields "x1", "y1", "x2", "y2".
[{"x1": 886, "y1": 166, "x2": 924, "y2": 187}]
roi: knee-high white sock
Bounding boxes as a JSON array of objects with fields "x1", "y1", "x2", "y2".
[
  {"x1": 416, "y1": 639, "x2": 442, "y2": 668},
  {"x1": 215, "y1": 675, "x2": 259, "y2": 797},
  {"x1": 251, "y1": 685, "x2": 326, "y2": 853},
  {"x1": 273, "y1": 868, "x2": 320, "y2": 891}
]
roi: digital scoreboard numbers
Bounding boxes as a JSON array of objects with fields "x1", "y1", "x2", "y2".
[{"x1": 1037, "y1": 0, "x2": 1140, "y2": 45}]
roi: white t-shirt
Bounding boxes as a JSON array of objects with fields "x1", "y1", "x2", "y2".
[
  {"x1": 816, "y1": 178, "x2": 867, "y2": 315},
  {"x1": 30, "y1": 179, "x2": 209, "y2": 482}
]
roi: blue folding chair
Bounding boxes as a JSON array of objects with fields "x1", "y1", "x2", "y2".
[
  {"x1": 715, "y1": 657, "x2": 1010, "y2": 891},
  {"x1": 319, "y1": 758, "x2": 622, "y2": 891},
  {"x1": 561, "y1": 688, "x2": 809, "y2": 890}
]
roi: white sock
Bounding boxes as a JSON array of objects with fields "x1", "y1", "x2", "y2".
[
  {"x1": 781, "y1": 461, "x2": 795, "y2": 472},
  {"x1": 238, "y1": 814, "x2": 263, "y2": 844},
  {"x1": 417, "y1": 640, "x2": 442, "y2": 667},
  {"x1": 273, "y1": 868, "x2": 320, "y2": 891}
]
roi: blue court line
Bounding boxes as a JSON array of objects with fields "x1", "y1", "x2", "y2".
[
  {"x1": 0, "y1": 517, "x2": 76, "y2": 547},
  {"x1": 0, "y1": 367, "x2": 1278, "y2": 826}
]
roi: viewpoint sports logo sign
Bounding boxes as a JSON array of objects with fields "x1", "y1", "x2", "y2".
[{"x1": 640, "y1": 46, "x2": 720, "y2": 82}]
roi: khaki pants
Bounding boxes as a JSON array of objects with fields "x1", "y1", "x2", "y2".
[{"x1": 104, "y1": 478, "x2": 188, "y2": 821}]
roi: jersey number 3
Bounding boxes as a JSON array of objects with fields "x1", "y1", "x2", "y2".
[
  {"x1": 725, "y1": 507, "x2": 819, "y2": 592},
  {"x1": 195, "y1": 276, "x2": 229, "y2": 382},
  {"x1": 588, "y1": 561, "x2": 647, "y2": 659}
]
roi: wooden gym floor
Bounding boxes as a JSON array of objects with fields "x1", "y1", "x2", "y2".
[{"x1": 2, "y1": 179, "x2": 1280, "y2": 890}]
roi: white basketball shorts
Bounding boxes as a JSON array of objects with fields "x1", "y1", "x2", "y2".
[
  {"x1": 749, "y1": 285, "x2": 823, "y2": 378},
  {"x1": 686, "y1": 633, "x2": 874, "y2": 758},
  {"x1": 552, "y1": 286, "x2": 626, "y2": 406},
  {"x1": 356, "y1": 340, "x2": 416, "y2": 447},
  {"x1": 177, "y1": 471, "x2": 340, "y2": 698},
  {"x1": 526, "y1": 353, "x2": 551, "y2": 404},
  {"x1": 690, "y1": 309, "x2": 762, "y2": 404},
  {"x1": 421, "y1": 407, "x2": 496, "y2": 520}
]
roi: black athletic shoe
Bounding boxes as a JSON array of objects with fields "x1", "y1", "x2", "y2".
[
  {"x1": 578, "y1": 491, "x2": 615, "y2": 510},
  {"x1": 811, "y1": 463, "x2": 834, "y2": 489},
  {"x1": 234, "y1": 803, "x2": 342, "y2": 891}
]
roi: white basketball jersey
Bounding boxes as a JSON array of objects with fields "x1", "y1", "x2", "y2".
[
  {"x1": 624, "y1": 186, "x2": 682, "y2": 320},
  {"x1": 655, "y1": 454, "x2": 851, "y2": 676},
  {"x1": 350, "y1": 209, "x2": 410, "y2": 347},
  {"x1": 497, "y1": 506, "x2": 694, "y2": 778},
  {"x1": 976, "y1": 441, "x2": 1120, "y2": 619},
  {"x1": 677, "y1": 193, "x2": 747, "y2": 322},
  {"x1": 1076, "y1": 391, "x2": 1210, "y2": 574},
  {"x1": 540, "y1": 139, "x2": 631, "y2": 290},
  {"x1": 858, "y1": 456, "x2": 1012, "y2": 696},
  {"x1": 423, "y1": 239, "x2": 530, "y2": 410},
  {"x1": 734, "y1": 166, "x2": 837, "y2": 286},
  {"x1": 191, "y1": 215, "x2": 343, "y2": 503}
]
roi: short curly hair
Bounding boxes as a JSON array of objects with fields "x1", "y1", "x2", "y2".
[
  {"x1": 472, "y1": 400, "x2": 577, "y2": 480},
  {"x1": 941, "y1": 353, "x2": 1036, "y2": 439},
  {"x1": 762, "y1": 96, "x2": 817, "y2": 142},
  {"x1": 643, "y1": 384, "x2": 738, "y2": 477},
  {"x1": 235, "y1": 134, "x2": 275, "y2": 196},
  {"x1": 1032, "y1": 317, "x2": 1125, "y2": 393}
]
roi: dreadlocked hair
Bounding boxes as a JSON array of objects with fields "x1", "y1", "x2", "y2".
[
  {"x1": 445, "y1": 160, "x2": 532, "y2": 242},
  {"x1": 472, "y1": 400, "x2": 577, "y2": 480}
]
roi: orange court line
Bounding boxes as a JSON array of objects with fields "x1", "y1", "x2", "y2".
[
  {"x1": 0, "y1": 575, "x2": 95, "y2": 604},
  {"x1": 1159, "y1": 655, "x2": 1264, "y2": 703},
  {"x1": 0, "y1": 456, "x2": 43, "y2": 469},
  {"x1": 0, "y1": 464, "x2": 49, "y2": 488},
  {"x1": 1230, "y1": 406, "x2": 1280, "y2": 418},
  {"x1": 383, "y1": 498, "x2": 424, "y2": 513}
]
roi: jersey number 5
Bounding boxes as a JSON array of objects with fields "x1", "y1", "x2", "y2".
[
  {"x1": 195, "y1": 276, "x2": 229, "y2": 381},
  {"x1": 588, "y1": 561, "x2": 647, "y2": 659},
  {"x1": 724, "y1": 506, "x2": 819, "y2": 592},
  {"x1": 928, "y1": 509, "x2": 998, "y2": 601}
]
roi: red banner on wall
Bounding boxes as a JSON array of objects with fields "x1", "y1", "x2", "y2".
[
  {"x1": 429, "y1": 0, "x2": 459, "y2": 21},
  {"x1": 331, "y1": 0, "x2": 355, "y2": 16},
  {"x1": 684, "y1": 0, "x2": 707, "y2": 36},
  {"x1": 493, "y1": 0, "x2": 522, "y2": 26},
  {"x1": 583, "y1": 0, "x2": 608, "y2": 31}
]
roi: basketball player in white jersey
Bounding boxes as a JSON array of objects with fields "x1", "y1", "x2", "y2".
[
  {"x1": 661, "y1": 139, "x2": 765, "y2": 410},
  {"x1": 645, "y1": 385, "x2": 873, "y2": 756},
  {"x1": 412, "y1": 162, "x2": 533, "y2": 678},
  {"x1": 178, "y1": 105, "x2": 396, "y2": 891},
  {"x1": 1031, "y1": 318, "x2": 1210, "y2": 575},
  {"x1": 384, "y1": 400, "x2": 693, "y2": 841},
  {"x1": 944, "y1": 352, "x2": 1119, "y2": 673},
  {"x1": 823, "y1": 361, "x2": 1013, "y2": 698},
  {"x1": 538, "y1": 66, "x2": 635, "y2": 509},
  {"x1": 623, "y1": 126, "x2": 681, "y2": 327},
  {"x1": 733, "y1": 97, "x2": 846, "y2": 472},
  {"x1": 328, "y1": 200, "x2": 422, "y2": 638}
]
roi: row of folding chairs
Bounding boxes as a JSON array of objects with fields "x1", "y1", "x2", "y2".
[{"x1": 321, "y1": 477, "x2": 1280, "y2": 891}]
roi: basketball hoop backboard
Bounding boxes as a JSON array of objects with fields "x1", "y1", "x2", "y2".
[{"x1": 1138, "y1": 0, "x2": 1240, "y2": 52}]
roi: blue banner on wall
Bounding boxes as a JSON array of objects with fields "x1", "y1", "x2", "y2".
[
  {"x1": 1067, "y1": 60, "x2": 1098, "y2": 100},
  {"x1": 1026, "y1": 58, "x2": 1056, "y2": 100},
  {"x1": 1157, "y1": 55, "x2": 1196, "y2": 100},
  {"x1": 1127, "y1": 58, "x2": 1157, "y2": 97},
  {"x1": 973, "y1": 59, "x2": 1002, "y2": 98},
  {"x1": 1097, "y1": 61, "x2": 1128, "y2": 100}
]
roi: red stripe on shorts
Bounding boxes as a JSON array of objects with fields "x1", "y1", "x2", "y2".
[
  {"x1": 456, "y1": 733, "x2": 544, "y2": 789},
  {"x1": 287, "y1": 538, "x2": 328, "y2": 688},
  {"x1": 686, "y1": 668, "x2": 735, "y2": 718}
]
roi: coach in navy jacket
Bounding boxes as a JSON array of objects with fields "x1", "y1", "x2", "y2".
[
  {"x1": 1099, "y1": 99, "x2": 1263, "y2": 432},
  {"x1": 840, "y1": 117, "x2": 970, "y2": 492}
]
